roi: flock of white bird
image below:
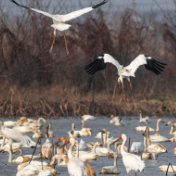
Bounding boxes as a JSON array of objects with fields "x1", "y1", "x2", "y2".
[
  {"x1": 2, "y1": 0, "x2": 170, "y2": 175},
  {"x1": 0, "y1": 112, "x2": 176, "y2": 176}
]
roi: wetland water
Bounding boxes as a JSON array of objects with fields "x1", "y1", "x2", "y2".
[{"x1": 0, "y1": 117, "x2": 175, "y2": 176}]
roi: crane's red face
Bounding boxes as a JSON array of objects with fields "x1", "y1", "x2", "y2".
[
  {"x1": 67, "y1": 139, "x2": 70, "y2": 144},
  {"x1": 118, "y1": 135, "x2": 122, "y2": 140}
]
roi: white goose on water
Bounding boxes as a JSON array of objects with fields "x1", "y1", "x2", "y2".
[
  {"x1": 82, "y1": 115, "x2": 97, "y2": 121},
  {"x1": 109, "y1": 115, "x2": 119, "y2": 124},
  {"x1": 135, "y1": 118, "x2": 164, "y2": 132},
  {"x1": 139, "y1": 110, "x2": 150, "y2": 124},
  {"x1": 10, "y1": 0, "x2": 109, "y2": 55},
  {"x1": 85, "y1": 54, "x2": 166, "y2": 101},
  {"x1": 101, "y1": 152, "x2": 120, "y2": 174}
]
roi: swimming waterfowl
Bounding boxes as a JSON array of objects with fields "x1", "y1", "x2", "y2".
[
  {"x1": 135, "y1": 119, "x2": 164, "y2": 132},
  {"x1": 82, "y1": 115, "x2": 97, "y2": 121},
  {"x1": 143, "y1": 127, "x2": 167, "y2": 160},
  {"x1": 109, "y1": 115, "x2": 119, "y2": 124},
  {"x1": 139, "y1": 110, "x2": 150, "y2": 124},
  {"x1": 101, "y1": 152, "x2": 120, "y2": 174}
]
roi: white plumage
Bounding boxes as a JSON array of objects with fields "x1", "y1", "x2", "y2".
[
  {"x1": 16, "y1": 164, "x2": 39, "y2": 176},
  {"x1": 139, "y1": 110, "x2": 150, "y2": 124},
  {"x1": 131, "y1": 142, "x2": 144, "y2": 158},
  {"x1": 82, "y1": 115, "x2": 97, "y2": 121},
  {"x1": 144, "y1": 127, "x2": 167, "y2": 160},
  {"x1": 78, "y1": 139, "x2": 87, "y2": 150},
  {"x1": 109, "y1": 115, "x2": 119, "y2": 124},
  {"x1": 11, "y1": 0, "x2": 109, "y2": 54},
  {"x1": 0, "y1": 122, "x2": 36, "y2": 148},
  {"x1": 140, "y1": 117, "x2": 150, "y2": 124},
  {"x1": 159, "y1": 164, "x2": 176, "y2": 173},
  {"x1": 101, "y1": 153, "x2": 120, "y2": 174},
  {"x1": 113, "y1": 134, "x2": 145, "y2": 175},
  {"x1": 135, "y1": 126, "x2": 154, "y2": 132},
  {"x1": 67, "y1": 138, "x2": 86, "y2": 176},
  {"x1": 85, "y1": 54, "x2": 166, "y2": 100}
]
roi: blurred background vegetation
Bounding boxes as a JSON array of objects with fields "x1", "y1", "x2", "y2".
[{"x1": 0, "y1": 0, "x2": 175, "y2": 117}]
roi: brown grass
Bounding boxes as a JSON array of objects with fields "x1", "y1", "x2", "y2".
[{"x1": 0, "y1": 85, "x2": 175, "y2": 117}]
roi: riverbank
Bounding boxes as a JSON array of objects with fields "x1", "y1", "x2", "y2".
[{"x1": 0, "y1": 85, "x2": 175, "y2": 117}]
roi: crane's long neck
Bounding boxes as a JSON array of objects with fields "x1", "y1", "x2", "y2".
[
  {"x1": 156, "y1": 120, "x2": 161, "y2": 131},
  {"x1": 68, "y1": 143, "x2": 74, "y2": 159},
  {"x1": 114, "y1": 154, "x2": 118, "y2": 168},
  {"x1": 121, "y1": 136, "x2": 127, "y2": 155},
  {"x1": 92, "y1": 143, "x2": 98, "y2": 154},
  {"x1": 75, "y1": 142, "x2": 79, "y2": 158},
  {"x1": 117, "y1": 145, "x2": 121, "y2": 155}
]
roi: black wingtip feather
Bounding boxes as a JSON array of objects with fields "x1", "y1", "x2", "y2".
[
  {"x1": 85, "y1": 58, "x2": 107, "y2": 75},
  {"x1": 155, "y1": 60, "x2": 167, "y2": 65},
  {"x1": 10, "y1": 0, "x2": 30, "y2": 10},
  {"x1": 92, "y1": 0, "x2": 109, "y2": 9},
  {"x1": 145, "y1": 58, "x2": 166, "y2": 75}
]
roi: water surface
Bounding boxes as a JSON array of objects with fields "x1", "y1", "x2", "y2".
[{"x1": 0, "y1": 117, "x2": 175, "y2": 176}]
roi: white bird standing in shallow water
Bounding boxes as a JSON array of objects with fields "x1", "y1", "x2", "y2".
[
  {"x1": 10, "y1": 0, "x2": 109, "y2": 54},
  {"x1": 85, "y1": 54, "x2": 166, "y2": 101},
  {"x1": 113, "y1": 134, "x2": 145, "y2": 176},
  {"x1": 66, "y1": 138, "x2": 86, "y2": 176}
]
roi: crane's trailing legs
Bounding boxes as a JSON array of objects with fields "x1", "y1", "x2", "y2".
[
  {"x1": 120, "y1": 83, "x2": 125, "y2": 102},
  {"x1": 50, "y1": 29, "x2": 57, "y2": 53},
  {"x1": 64, "y1": 31, "x2": 69, "y2": 55},
  {"x1": 130, "y1": 82, "x2": 134, "y2": 99}
]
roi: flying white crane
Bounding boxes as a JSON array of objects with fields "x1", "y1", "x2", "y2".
[
  {"x1": 10, "y1": 0, "x2": 109, "y2": 54},
  {"x1": 85, "y1": 54, "x2": 166, "y2": 101}
]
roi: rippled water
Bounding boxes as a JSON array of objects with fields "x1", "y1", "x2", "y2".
[{"x1": 0, "y1": 117, "x2": 175, "y2": 176}]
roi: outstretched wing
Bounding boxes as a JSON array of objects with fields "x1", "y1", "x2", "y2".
[
  {"x1": 125, "y1": 54, "x2": 166, "y2": 76},
  {"x1": 85, "y1": 54, "x2": 121, "y2": 75},
  {"x1": 61, "y1": 0, "x2": 109, "y2": 22},
  {"x1": 144, "y1": 57, "x2": 167, "y2": 75},
  {"x1": 10, "y1": 0, "x2": 62, "y2": 22}
]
